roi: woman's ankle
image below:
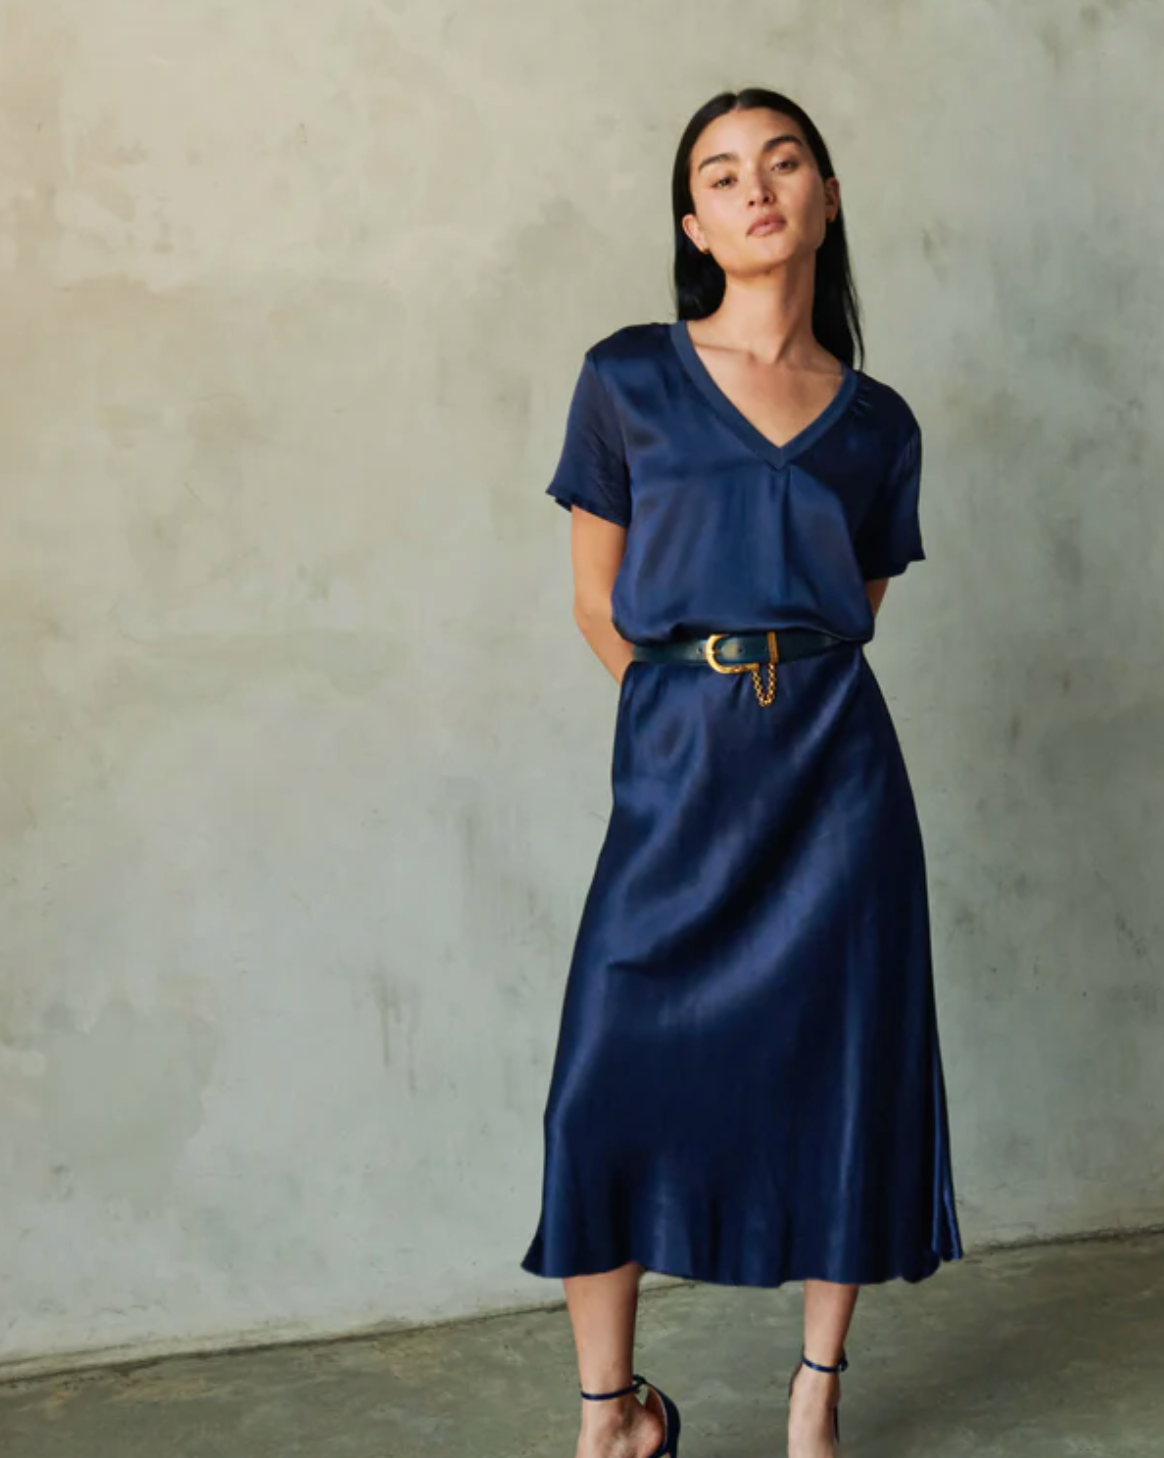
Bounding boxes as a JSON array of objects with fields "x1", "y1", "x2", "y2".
[
  {"x1": 790, "y1": 1365, "x2": 841, "y2": 1406},
  {"x1": 580, "y1": 1393, "x2": 638, "y2": 1430}
]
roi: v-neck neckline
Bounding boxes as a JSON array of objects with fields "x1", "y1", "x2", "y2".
[{"x1": 668, "y1": 318, "x2": 859, "y2": 469}]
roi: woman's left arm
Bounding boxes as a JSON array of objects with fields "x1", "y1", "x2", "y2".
[{"x1": 865, "y1": 578, "x2": 889, "y2": 617}]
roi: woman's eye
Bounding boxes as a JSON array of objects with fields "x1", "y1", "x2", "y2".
[{"x1": 713, "y1": 176, "x2": 735, "y2": 188}]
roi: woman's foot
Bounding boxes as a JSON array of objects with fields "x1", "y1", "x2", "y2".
[
  {"x1": 575, "y1": 1387, "x2": 665, "y2": 1458},
  {"x1": 787, "y1": 1361, "x2": 841, "y2": 1457}
]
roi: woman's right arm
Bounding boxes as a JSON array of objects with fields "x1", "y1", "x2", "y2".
[{"x1": 568, "y1": 507, "x2": 633, "y2": 686}]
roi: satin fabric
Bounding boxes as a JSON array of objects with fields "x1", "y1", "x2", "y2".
[{"x1": 521, "y1": 321, "x2": 964, "y2": 1286}]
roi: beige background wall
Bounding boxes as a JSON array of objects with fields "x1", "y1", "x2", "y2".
[{"x1": 2, "y1": 0, "x2": 1163, "y2": 1372}]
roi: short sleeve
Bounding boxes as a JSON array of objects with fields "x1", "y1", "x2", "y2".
[
  {"x1": 853, "y1": 421, "x2": 925, "y2": 580},
  {"x1": 545, "y1": 352, "x2": 631, "y2": 528}
]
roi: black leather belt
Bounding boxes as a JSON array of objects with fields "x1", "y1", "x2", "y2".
[
  {"x1": 631, "y1": 629, "x2": 852, "y2": 707},
  {"x1": 631, "y1": 629, "x2": 849, "y2": 668}
]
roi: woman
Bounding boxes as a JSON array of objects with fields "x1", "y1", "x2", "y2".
[{"x1": 521, "y1": 88, "x2": 964, "y2": 1458}]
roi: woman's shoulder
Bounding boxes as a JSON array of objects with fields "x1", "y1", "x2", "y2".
[
  {"x1": 583, "y1": 321, "x2": 673, "y2": 371},
  {"x1": 850, "y1": 364, "x2": 921, "y2": 446}
]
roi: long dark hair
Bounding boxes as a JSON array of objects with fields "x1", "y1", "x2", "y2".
[{"x1": 671, "y1": 88, "x2": 864, "y2": 368}]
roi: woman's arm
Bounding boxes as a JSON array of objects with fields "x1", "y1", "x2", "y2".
[
  {"x1": 865, "y1": 577, "x2": 889, "y2": 618},
  {"x1": 568, "y1": 507, "x2": 634, "y2": 685}
]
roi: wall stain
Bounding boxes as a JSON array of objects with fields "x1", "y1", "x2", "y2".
[
  {"x1": 1048, "y1": 517, "x2": 1084, "y2": 588},
  {"x1": 920, "y1": 222, "x2": 952, "y2": 282},
  {"x1": 369, "y1": 971, "x2": 419, "y2": 1093},
  {"x1": 1035, "y1": 21, "x2": 1067, "y2": 72}
]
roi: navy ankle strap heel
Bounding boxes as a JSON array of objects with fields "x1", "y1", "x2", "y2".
[
  {"x1": 580, "y1": 1373, "x2": 682, "y2": 1457},
  {"x1": 787, "y1": 1349, "x2": 849, "y2": 1443}
]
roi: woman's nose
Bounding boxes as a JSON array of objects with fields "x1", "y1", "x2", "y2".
[{"x1": 746, "y1": 168, "x2": 775, "y2": 203}]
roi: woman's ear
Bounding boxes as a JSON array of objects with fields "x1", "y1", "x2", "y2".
[
  {"x1": 823, "y1": 176, "x2": 841, "y2": 223},
  {"x1": 682, "y1": 212, "x2": 709, "y2": 254}
]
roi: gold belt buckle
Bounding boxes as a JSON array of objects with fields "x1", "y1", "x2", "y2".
[{"x1": 703, "y1": 631, "x2": 779, "y2": 707}]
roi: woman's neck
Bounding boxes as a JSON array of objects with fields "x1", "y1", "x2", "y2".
[{"x1": 695, "y1": 255, "x2": 823, "y2": 368}]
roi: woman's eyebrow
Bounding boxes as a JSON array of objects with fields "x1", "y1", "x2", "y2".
[{"x1": 696, "y1": 134, "x2": 804, "y2": 173}]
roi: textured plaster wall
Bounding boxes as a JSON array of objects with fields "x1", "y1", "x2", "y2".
[{"x1": 1, "y1": 0, "x2": 1162, "y2": 1371}]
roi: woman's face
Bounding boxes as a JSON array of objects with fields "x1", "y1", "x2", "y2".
[{"x1": 682, "y1": 108, "x2": 840, "y2": 277}]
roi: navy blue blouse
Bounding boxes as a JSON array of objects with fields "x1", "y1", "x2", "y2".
[{"x1": 546, "y1": 321, "x2": 925, "y2": 646}]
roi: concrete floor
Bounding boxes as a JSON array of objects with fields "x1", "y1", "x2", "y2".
[{"x1": 2, "y1": 1232, "x2": 1162, "y2": 1457}]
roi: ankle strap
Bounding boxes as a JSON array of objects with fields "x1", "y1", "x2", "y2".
[
  {"x1": 580, "y1": 1374, "x2": 645, "y2": 1401},
  {"x1": 800, "y1": 1349, "x2": 849, "y2": 1375}
]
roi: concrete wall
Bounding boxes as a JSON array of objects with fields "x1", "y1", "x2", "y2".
[{"x1": 2, "y1": 0, "x2": 1162, "y2": 1372}]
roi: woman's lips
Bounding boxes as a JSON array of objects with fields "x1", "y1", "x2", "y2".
[{"x1": 748, "y1": 216, "x2": 787, "y2": 235}]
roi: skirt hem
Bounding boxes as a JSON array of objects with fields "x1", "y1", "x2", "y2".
[{"x1": 520, "y1": 1240, "x2": 964, "y2": 1291}]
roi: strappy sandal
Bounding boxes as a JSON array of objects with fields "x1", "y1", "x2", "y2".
[
  {"x1": 787, "y1": 1348, "x2": 849, "y2": 1443},
  {"x1": 580, "y1": 1373, "x2": 682, "y2": 1457}
]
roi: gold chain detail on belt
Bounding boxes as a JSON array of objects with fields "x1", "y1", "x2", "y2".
[{"x1": 703, "y1": 631, "x2": 780, "y2": 708}]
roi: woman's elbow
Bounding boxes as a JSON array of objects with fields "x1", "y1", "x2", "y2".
[{"x1": 573, "y1": 594, "x2": 613, "y2": 633}]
